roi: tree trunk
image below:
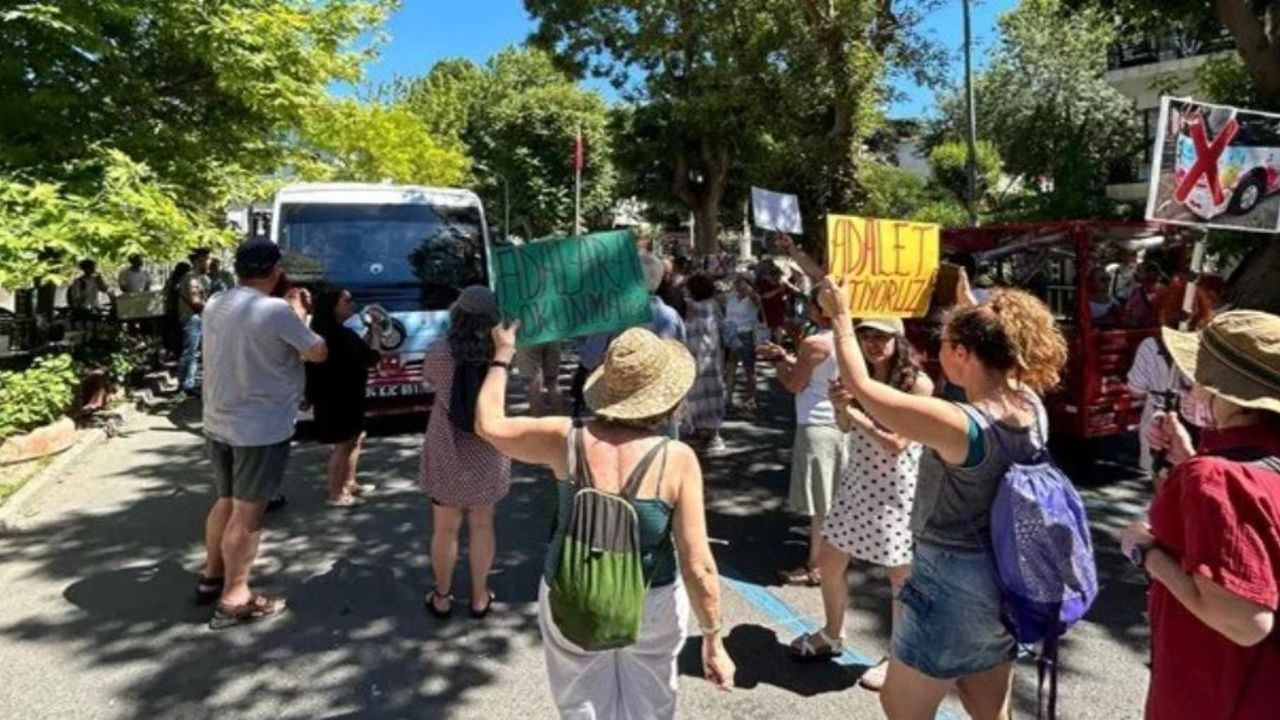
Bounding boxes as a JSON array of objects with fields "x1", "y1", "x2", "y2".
[
  {"x1": 692, "y1": 195, "x2": 722, "y2": 256},
  {"x1": 1227, "y1": 241, "x2": 1280, "y2": 313},
  {"x1": 672, "y1": 140, "x2": 731, "y2": 256},
  {"x1": 1213, "y1": 0, "x2": 1280, "y2": 99}
]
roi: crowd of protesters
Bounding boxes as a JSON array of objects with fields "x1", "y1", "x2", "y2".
[{"x1": 181, "y1": 234, "x2": 1278, "y2": 720}]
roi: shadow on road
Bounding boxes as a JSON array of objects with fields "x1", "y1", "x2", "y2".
[
  {"x1": 0, "y1": 386, "x2": 558, "y2": 718},
  {"x1": 0, "y1": 367, "x2": 1157, "y2": 718}
]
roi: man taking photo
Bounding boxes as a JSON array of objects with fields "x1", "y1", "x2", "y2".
[{"x1": 197, "y1": 239, "x2": 327, "y2": 630}]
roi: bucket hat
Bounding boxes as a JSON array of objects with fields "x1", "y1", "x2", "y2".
[{"x1": 1162, "y1": 310, "x2": 1280, "y2": 415}]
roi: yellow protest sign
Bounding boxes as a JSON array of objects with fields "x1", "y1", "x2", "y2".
[{"x1": 826, "y1": 214, "x2": 940, "y2": 318}]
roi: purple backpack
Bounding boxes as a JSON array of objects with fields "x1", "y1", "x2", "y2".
[{"x1": 976, "y1": 404, "x2": 1098, "y2": 719}]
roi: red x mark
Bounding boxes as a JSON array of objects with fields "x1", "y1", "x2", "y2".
[{"x1": 1174, "y1": 115, "x2": 1240, "y2": 206}]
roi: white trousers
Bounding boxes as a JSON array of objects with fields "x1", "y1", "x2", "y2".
[{"x1": 538, "y1": 580, "x2": 690, "y2": 720}]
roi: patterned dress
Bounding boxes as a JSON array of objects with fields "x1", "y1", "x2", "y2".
[
  {"x1": 822, "y1": 423, "x2": 923, "y2": 567},
  {"x1": 420, "y1": 343, "x2": 512, "y2": 507},
  {"x1": 682, "y1": 299, "x2": 725, "y2": 432}
]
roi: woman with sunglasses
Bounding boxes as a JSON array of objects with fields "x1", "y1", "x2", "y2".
[{"x1": 818, "y1": 278, "x2": 1067, "y2": 720}]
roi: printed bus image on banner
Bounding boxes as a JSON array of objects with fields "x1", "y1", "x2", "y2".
[
  {"x1": 826, "y1": 215, "x2": 940, "y2": 318},
  {"x1": 1145, "y1": 96, "x2": 1280, "y2": 234}
]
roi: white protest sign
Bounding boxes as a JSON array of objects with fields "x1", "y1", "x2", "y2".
[{"x1": 751, "y1": 187, "x2": 803, "y2": 234}]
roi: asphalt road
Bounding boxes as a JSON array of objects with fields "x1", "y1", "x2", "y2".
[{"x1": 0, "y1": 375, "x2": 1156, "y2": 719}]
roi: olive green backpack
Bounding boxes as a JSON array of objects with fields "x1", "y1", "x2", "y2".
[{"x1": 549, "y1": 426, "x2": 671, "y2": 651}]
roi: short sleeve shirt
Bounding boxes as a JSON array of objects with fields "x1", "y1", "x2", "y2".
[
  {"x1": 178, "y1": 271, "x2": 212, "y2": 322},
  {"x1": 201, "y1": 286, "x2": 323, "y2": 446},
  {"x1": 1146, "y1": 425, "x2": 1280, "y2": 720},
  {"x1": 644, "y1": 296, "x2": 685, "y2": 343}
]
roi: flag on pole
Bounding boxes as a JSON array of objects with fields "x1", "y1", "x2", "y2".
[{"x1": 574, "y1": 126, "x2": 584, "y2": 235}]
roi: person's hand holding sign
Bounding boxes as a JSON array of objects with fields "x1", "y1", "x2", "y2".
[
  {"x1": 816, "y1": 277, "x2": 851, "y2": 321},
  {"x1": 491, "y1": 319, "x2": 521, "y2": 365}
]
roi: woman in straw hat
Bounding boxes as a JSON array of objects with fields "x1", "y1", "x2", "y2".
[
  {"x1": 476, "y1": 324, "x2": 735, "y2": 718},
  {"x1": 1120, "y1": 310, "x2": 1280, "y2": 720}
]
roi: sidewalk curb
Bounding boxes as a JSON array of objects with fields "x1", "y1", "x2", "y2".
[{"x1": 0, "y1": 403, "x2": 137, "y2": 533}]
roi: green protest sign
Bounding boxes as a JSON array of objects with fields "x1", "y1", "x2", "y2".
[{"x1": 492, "y1": 230, "x2": 651, "y2": 346}]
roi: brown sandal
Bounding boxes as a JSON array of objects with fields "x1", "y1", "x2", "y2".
[
  {"x1": 209, "y1": 594, "x2": 286, "y2": 630},
  {"x1": 195, "y1": 575, "x2": 223, "y2": 606}
]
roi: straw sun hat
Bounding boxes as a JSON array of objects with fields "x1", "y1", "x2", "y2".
[
  {"x1": 584, "y1": 328, "x2": 696, "y2": 421},
  {"x1": 1162, "y1": 310, "x2": 1280, "y2": 415}
]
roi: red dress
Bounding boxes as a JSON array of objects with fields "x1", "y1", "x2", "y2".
[
  {"x1": 756, "y1": 276, "x2": 788, "y2": 330},
  {"x1": 1146, "y1": 424, "x2": 1280, "y2": 720},
  {"x1": 419, "y1": 344, "x2": 512, "y2": 507}
]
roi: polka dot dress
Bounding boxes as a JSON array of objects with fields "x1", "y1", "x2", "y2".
[{"x1": 822, "y1": 423, "x2": 923, "y2": 567}]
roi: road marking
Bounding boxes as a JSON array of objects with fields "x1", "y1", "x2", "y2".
[{"x1": 719, "y1": 564, "x2": 957, "y2": 720}]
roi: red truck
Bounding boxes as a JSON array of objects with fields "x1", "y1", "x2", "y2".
[{"x1": 912, "y1": 221, "x2": 1204, "y2": 465}]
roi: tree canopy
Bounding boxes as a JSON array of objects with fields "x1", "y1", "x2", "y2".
[
  {"x1": 403, "y1": 47, "x2": 616, "y2": 240},
  {"x1": 934, "y1": 0, "x2": 1139, "y2": 219},
  {"x1": 0, "y1": 0, "x2": 397, "y2": 281}
]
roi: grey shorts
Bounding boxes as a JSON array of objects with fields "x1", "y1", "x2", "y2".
[{"x1": 206, "y1": 438, "x2": 291, "y2": 503}]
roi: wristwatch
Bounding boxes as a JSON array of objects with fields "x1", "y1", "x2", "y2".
[{"x1": 1126, "y1": 543, "x2": 1149, "y2": 570}]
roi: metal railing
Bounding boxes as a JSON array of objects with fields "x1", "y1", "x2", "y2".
[{"x1": 1107, "y1": 31, "x2": 1235, "y2": 71}]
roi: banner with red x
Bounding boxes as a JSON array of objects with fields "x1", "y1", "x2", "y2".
[
  {"x1": 1146, "y1": 96, "x2": 1280, "y2": 234},
  {"x1": 1172, "y1": 115, "x2": 1239, "y2": 207}
]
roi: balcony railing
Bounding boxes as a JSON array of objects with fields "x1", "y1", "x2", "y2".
[{"x1": 1107, "y1": 31, "x2": 1235, "y2": 71}]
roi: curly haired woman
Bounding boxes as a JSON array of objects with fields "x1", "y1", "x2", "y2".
[{"x1": 819, "y1": 281, "x2": 1067, "y2": 720}]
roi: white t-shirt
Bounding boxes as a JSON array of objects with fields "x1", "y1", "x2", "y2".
[
  {"x1": 724, "y1": 295, "x2": 759, "y2": 332},
  {"x1": 201, "y1": 286, "x2": 323, "y2": 447},
  {"x1": 1127, "y1": 337, "x2": 1186, "y2": 473},
  {"x1": 117, "y1": 268, "x2": 151, "y2": 293}
]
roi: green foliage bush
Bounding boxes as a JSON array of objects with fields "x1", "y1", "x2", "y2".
[{"x1": 0, "y1": 355, "x2": 78, "y2": 442}]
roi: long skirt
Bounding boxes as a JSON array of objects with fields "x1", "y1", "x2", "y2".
[{"x1": 538, "y1": 580, "x2": 689, "y2": 719}]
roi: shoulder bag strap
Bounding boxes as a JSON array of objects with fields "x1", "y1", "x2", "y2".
[
  {"x1": 961, "y1": 402, "x2": 1013, "y2": 463},
  {"x1": 621, "y1": 438, "x2": 671, "y2": 500},
  {"x1": 567, "y1": 419, "x2": 593, "y2": 488}
]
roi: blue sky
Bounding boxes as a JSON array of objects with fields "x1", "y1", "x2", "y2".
[{"x1": 360, "y1": 0, "x2": 1018, "y2": 119}]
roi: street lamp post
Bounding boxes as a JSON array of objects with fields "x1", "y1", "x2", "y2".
[
  {"x1": 963, "y1": 0, "x2": 980, "y2": 227},
  {"x1": 475, "y1": 164, "x2": 510, "y2": 243}
]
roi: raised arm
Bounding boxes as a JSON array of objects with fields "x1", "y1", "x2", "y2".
[
  {"x1": 764, "y1": 335, "x2": 828, "y2": 394},
  {"x1": 474, "y1": 321, "x2": 572, "y2": 472},
  {"x1": 817, "y1": 279, "x2": 971, "y2": 465},
  {"x1": 773, "y1": 234, "x2": 826, "y2": 282}
]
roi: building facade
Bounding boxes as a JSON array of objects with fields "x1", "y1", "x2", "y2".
[{"x1": 1104, "y1": 31, "x2": 1236, "y2": 202}]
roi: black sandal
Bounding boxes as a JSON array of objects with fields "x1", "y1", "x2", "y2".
[
  {"x1": 470, "y1": 591, "x2": 496, "y2": 620},
  {"x1": 195, "y1": 575, "x2": 224, "y2": 606},
  {"x1": 425, "y1": 589, "x2": 453, "y2": 620}
]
